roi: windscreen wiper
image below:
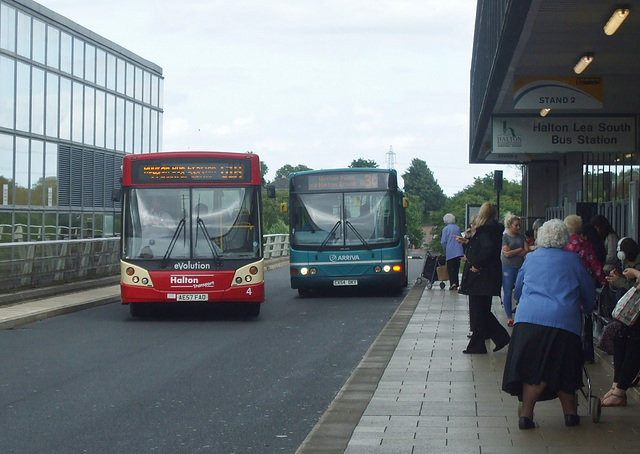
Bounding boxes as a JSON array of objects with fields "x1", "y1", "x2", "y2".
[
  {"x1": 196, "y1": 218, "x2": 223, "y2": 268},
  {"x1": 160, "y1": 217, "x2": 186, "y2": 269},
  {"x1": 345, "y1": 220, "x2": 371, "y2": 250},
  {"x1": 319, "y1": 220, "x2": 341, "y2": 251}
]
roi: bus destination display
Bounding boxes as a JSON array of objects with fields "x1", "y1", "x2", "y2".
[
  {"x1": 304, "y1": 172, "x2": 386, "y2": 191},
  {"x1": 132, "y1": 159, "x2": 250, "y2": 183}
]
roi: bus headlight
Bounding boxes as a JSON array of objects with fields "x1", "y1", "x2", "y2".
[
  {"x1": 374, "y1": 266, "x2": 381, "y2": 273},
  {"x1": 236, "y1": 277, "x2": 243, "y2": 284},
  {"x1": 250, "y1": 266, "x2": 258, "y2": 275},
  {"x1": 300, "y1": 267, "x2": 309, "y2": 276},
  {"x1": 393, "y1": 265, "x2": 402, "y2": 272},
  {"x1": 132, "y1": 276, "x2": 139, "y2": 283},
  {"x1": 245, "y1": 275, "x2": 252, "y2": 282},
  {"x1": 126, "y1": 267, "x2": 135, "y2": 276},
  {"x1": 309, "y1": 268, "x2": 317, "y2": 275},
  {"x1": 383, "y1": 265, "x2": 391, "y2": 273},
  {"x1": 141, "y1": 277, "x2": 149, "y2": 284}
]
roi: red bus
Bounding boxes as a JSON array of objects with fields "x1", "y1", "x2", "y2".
[{"x1": 119, "y1": 151, "x2": 265, "y2": 317}]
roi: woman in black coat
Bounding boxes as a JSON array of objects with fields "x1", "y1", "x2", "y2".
[{"x1": 458, "y1": 202, "x2": 510, "y2": 354}]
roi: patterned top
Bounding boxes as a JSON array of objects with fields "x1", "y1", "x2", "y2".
[{"x1": 564, "y1": 233, "x2": 606, "y2": 286}]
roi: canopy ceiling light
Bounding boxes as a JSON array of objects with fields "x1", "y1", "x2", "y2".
[
  {"x1": 573, "y1": 54, "x2": 593, "y2": 74},
  {"x1": 604, "y1": 8, "x2": 630, "y2": 35},
  {"x1": 540, "y1": 108, "x2": 551, "y2": 117}
]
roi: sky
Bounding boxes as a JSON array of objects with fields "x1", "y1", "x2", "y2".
[{"x1": 38, "y1": 0, "x2": 518, "y2": 196}]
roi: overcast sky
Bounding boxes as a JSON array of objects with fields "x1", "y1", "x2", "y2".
[{"x1": 39, "y1": 0, "x2": 518, "y2": 196}]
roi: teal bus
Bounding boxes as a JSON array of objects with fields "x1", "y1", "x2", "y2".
[{"x1": 287, "y1": 168, "x2": 409, "y2": 296}]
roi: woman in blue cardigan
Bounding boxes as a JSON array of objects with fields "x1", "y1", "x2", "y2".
[{"x1": 502, "y1": 219, "x2": 595, "y2": 430}]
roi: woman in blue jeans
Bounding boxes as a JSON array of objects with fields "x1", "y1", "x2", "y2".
[{"x1": 501, "y1": 213, "x2": 528, "y2": 326}]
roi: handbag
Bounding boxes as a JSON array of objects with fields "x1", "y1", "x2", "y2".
[
  {"x1": 612, "y1": 286, "x2": 640, "y2": 326},
  {"x1": 436, "y1": 264, "x2": 449, "y2": 282}
]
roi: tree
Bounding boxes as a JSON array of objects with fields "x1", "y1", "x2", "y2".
[
  {"x1": 260, "y1": 161, "x2": 269, "y2": 185},
  {"x1": 349, "y1": 158, "x2": 378, "y2": 168},
  {"x1": 404, "y1": 192, "x2": 426, "y2": 248},
  {"x1": 274, "y1": 164, "x2": 313, "y2": 181},
  {"x1": 402, "y1": 158, "x2": 446, "y2": 221},
  {"x1": 426, "y1": 173, "x2": 522, "y2": 252},
  {"x1": 262, "y1": 188, "x2": 289, "y2": 234}
]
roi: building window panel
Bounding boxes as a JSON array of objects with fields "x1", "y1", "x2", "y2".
[
  {"x1": 46, "y1": 25, "x2": 59, "y2": 69},
  {"x1": 30, "y1": 139, "x2": 44, "y2": 206},
  {"x1": 0, "y1": 133, "x2": 14, "y2": 206},
  {"x1": 72, "y1": 81, "x2": 83, "y2": 143},
  {"x1": 158, "y1": 77, "x2": 164, "y2": 109},
  {"x1": 0, "y1": 56, "x2": 15, "y2": 129},
  {"x1": 133, "y1": 103, "x2": 142, "y2": 153},
  {"x1": 84, "y1": 86, "x2": 95, "y2": 146},
  {"x1": 72, "y1": 37, "x2": 84, "y2": 79},
  {"x1": 14, "y1": 137, "x2": 28, "y2": 205},
  {"x1": 150, "y1": 109, "x2": 158, "y2": 152},
  {"x1": 45, "y1": 72, "x2": 59, "y2": 138},
  {"x1": 151, "y1": 74, "x2": 159, "y2": 107},
  {"x1": 143, "y1": 71, "x2": 151, "y2": 104},
  {"x1": 106, "y1": 53, "x2": 116, "y2": 91},
  {"x1": 134, "y1": 67, "x2": 143, "y2": 101},
  {"x1": 105, "y1": 93, "x2": 115, "y2": 149},
  {"x1": 125, "y1": 62, "x2": 134, "y2": 98},
  {"x1": 85, "y1": 43, "x2": 95, "y2": 83},
  {"x1": 31, "y1": 67, "x2": 45, "y2": 135},
  {"x1": 59, "y1": 76, "x2": 71, "y2": 140},
  {"x1": 95, "y1": 48, "x2": 106, "y2": 87},
  {"x1": 116, "y1": 57, "x2": 125, "y2": 94},
  {"x1": 32, "y1": 18, "x2": 46, "y2": 64},
  {"x1": 16, "y1": 11, "x2": 30, "y2": 59},
  {"x1": 15, "y1": 62, "x2": 30, "y2": 132},
  {"x1": 95, "y1": 89, "x2": 105, "y2": 148},
  {"x1": 60, "y1": 31, "x2": 72, "y2": 74},
  {"x1": 45, "y1": 142, "x2": 57, "y2": 207},
  {"x1": 0, "y1": 4, "x2": 16, "y2": 52},
  {"x1": 125, "y1": 100, "x2": 133, "y2": 153},
  {"x1": 142, "y1": 106, "x2": 150, "y2": 153},
  {"x1": 116, "y1": 97, "x2": 124, "y2": 152}
]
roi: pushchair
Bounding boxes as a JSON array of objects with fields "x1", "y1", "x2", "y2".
[{"x1": 415, "y1": 251, "x2": 447, "y2": 289}]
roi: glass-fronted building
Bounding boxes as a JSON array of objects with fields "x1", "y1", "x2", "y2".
[{"x1": 0, "y1": 0, "x2": 163, "y2": 242}]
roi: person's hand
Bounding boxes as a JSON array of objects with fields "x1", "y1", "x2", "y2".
[
  {"x1": 454, "y1": 235, "x2": 468, "y2": 244},
  {"x1": 471, "y1": 266, "x2": 480, "y2": 273},
  {"x1": 623, "y1": 268, "x2": 640, "y2": 280}
]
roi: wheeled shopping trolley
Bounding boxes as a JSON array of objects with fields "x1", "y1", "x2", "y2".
[{"x1": 415, "y1": 251, "x2": 447, "y2": 289}]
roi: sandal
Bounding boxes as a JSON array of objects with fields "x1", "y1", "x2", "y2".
[
  {"x1": 603, "y1": 384, "x2": 618, "y2": 400},
  {"x1": 602, "y1": 391, "x2": 627, "y2": 407}
]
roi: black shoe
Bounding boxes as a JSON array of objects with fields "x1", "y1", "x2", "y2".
[
  {"x1": 564, "y1": 414, "x2": 580, "y2": 427},
  {"x1": 463, "y1": 348, "x2": 487, "y2": 354},
  {"x1": 493, "y1": 339, "x2": 510, "y2": 352},
  {"x1": 518, "y1": 416, "x2": 535, "y2": 430}
]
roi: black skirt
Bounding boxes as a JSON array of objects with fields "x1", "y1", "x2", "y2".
[{"x1": 502, "y1": 322, "x2": 584, "y2": 401}]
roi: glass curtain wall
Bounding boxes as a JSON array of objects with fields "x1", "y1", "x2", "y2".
[{"x1": 0, "y1": 0, "x2": 163, "y2": 242}]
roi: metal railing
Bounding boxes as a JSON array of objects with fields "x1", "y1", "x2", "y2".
[
  {"x1": 263, "y1": 234, "x2": 289, "y2": 259},
  {"x1": 0, "y1": 234, "x2": 290, "y2": 293}
]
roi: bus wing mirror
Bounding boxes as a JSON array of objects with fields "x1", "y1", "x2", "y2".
[
  {"x1": 112, "y1": 189, "x2": 122, "y2": 202},
  {"x1": 266, "y1": 185, "x2": 276, "y2": 198},
  {"x1": 403, "y1": 197, "x2": 409, "y2": 208},
  {"x1": 280, "y1": 202, "x2": 288, "y2": 213}
]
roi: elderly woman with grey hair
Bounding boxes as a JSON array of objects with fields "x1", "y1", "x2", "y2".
[
  {"x1": 501, "y1": 219, "x2": 596, "y2": 430},
  {"x1": 441, "y1": 213, "x2": 464, "y2": 290}
]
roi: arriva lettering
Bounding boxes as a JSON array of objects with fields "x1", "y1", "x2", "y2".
[{"x1": 338, "y1": 255, "x2": 360, "y2": 261}]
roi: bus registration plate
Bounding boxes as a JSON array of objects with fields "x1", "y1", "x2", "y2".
[
  {"x1": 333, "y1": 279, "x2": 358, "y2": 286},
  {"x1": 176, "y1": 294, "x2": 208, "y2": 301}
]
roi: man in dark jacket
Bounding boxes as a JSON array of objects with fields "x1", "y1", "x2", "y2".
[{"x1": 458, "y1": 202, "x2": 510, "y2": 354}]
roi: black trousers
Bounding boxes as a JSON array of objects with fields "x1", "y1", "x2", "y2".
[
  {"x1": 466, "y1": 294, "x2": 510, "y2": 352},
  {"x1": 446, "y1": 257, "x2": 461, "y2": 287},
  {"x1": 613, "y1": 330, "x2": 640, "y2": 390}
]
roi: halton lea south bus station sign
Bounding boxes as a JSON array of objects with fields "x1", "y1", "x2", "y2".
[{"x1": 491, "y1": 115, "x2": 636, "y2": 154}]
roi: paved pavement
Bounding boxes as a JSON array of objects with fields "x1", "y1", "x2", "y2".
[{"x1": 3, "y1": 268, "x2": 640, "y2": 453}]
